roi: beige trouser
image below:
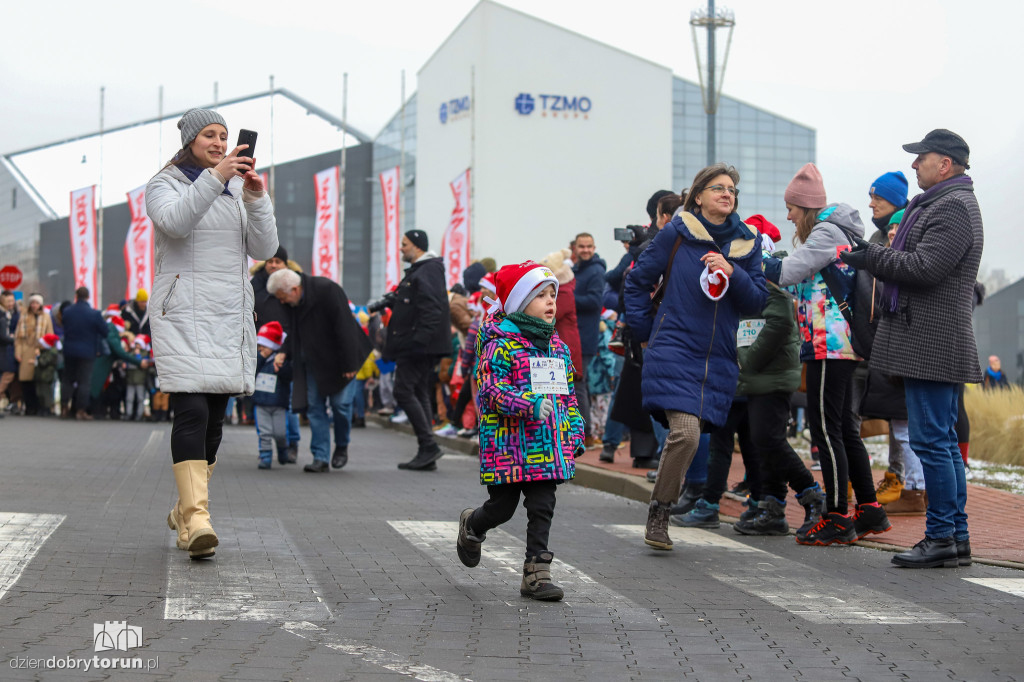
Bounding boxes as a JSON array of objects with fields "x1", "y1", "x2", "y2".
[{"x1": 650, "y1": 411, "x2": 702, "y2": 504}]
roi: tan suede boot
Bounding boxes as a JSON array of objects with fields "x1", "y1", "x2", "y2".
[
  {"x1": 167, "y1": 460, "x2": 215, "y2": 550},
  {"x1": 884, "y1": 489, "x2": 926, "y2": 516},
  {"x1": 171, "y1": 460, "x2": 219, "y2": 559},
  {"x1": 875, "y1": 471, "x2": 904, "y2": 506}
]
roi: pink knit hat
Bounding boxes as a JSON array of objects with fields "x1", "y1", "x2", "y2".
[{"x1": 784, "y1": 163, "x2": 827, "y2": 208}]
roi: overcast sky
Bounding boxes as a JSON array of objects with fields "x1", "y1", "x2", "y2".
[{"x1": 3, "y1": 0, "x2": 1021, "y2": 281}]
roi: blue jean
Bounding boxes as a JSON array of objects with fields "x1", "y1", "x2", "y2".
[
  {"x1": 686, "y1": 433, "x2": 710, "y2": 485},
  {"x1": 904, "y1": 379, "x2": 968, "y2": 540},
  {"x1": 352, "y1": 379, "x2": 367, "y2": 419},
  {"x1": 306, "y1": 374, "x2": 359, "y2": 463},
  {"x1": 286, "y1": 385, "x2": 300, "y2": 445},
  {"x1": 602, "y1": 391, "x2": 626, "y2": 448}
]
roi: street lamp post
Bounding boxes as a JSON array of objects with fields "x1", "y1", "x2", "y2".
[{"x1": 690, "y1": 1, "x2": 736, "y2": 166}]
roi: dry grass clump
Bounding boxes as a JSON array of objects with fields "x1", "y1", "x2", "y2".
[{"x1": 965, "y1": 385, "x2": 1024, "y2": 466}]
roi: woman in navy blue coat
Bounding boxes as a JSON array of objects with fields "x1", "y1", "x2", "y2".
[{"x1": 624, "y1": 163, "x2": 768, "y2": 550}]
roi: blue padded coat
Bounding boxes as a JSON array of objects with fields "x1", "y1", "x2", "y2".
[{"x1": 623, "y1": 211, "x2": 767, "y2": 428}]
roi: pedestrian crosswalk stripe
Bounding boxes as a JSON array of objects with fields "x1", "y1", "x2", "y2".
[
  {"x1": 0, "y1": 512, "x2": 65, "y2": 604},
  {"x1": 164, "y1": 518, "x2": 332, "y2": 621},
  {"x1": 963, "y1": 578, "x2": 1024, "y2": 598},
  {"x1": 387, "y1": 521, "x2": 658, "y2": 623},
  {"x1": 599, "y1": 525, "x2": 961, "y2": 625},
  {"x1": 283, "y1": 621, "x2": 472, "y2": 682}
]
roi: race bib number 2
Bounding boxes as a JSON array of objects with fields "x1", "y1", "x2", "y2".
[{"x1": 529, "y1": 357, "x2": 569, "y2": 395}]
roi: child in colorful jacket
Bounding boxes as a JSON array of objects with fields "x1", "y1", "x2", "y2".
[{"x1": 456, "y1": 262, "x2": 585, "y2": 601}]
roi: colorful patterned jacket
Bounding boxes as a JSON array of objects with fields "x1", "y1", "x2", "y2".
[
  {"x1": 764, "y1": 203, "x2": 864, "y2": 362},
  {"x1": 475, "y1": 315, "x2": 584, "y2": 485}
]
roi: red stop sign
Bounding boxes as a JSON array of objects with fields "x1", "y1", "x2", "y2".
[{"x1": 0, "y1": 265, "x2": 23, "y2": 289}]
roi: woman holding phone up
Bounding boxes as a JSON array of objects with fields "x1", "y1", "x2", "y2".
[{"x1": 147, "y1": 108, "x2": 278, "y2": 560}]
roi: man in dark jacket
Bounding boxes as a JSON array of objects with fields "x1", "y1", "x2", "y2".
[
  {"x1": 385, "y1": 230, "x2": 452, "y2": 471},
  {"x1": 252, "y1": 245, "x2": 301, "y2": 461},
  {"x1": 60, "y1": 287, "x2": 109, "y2": 419},
  {"x1": 121, "y1": 290, "x2": 151, "y2": 337},
  {"x1": 269, "y1": 269, "x2": 372, "y2": 473},
  {"x1": 841, "y1": 129, "x2": 982, "y2": 569},
  {"x1": 0, "y1": 290, "x2": 16, "y2": 414},
  {"x1": 572, "y1": 232, "x2": 606, "y2": 445}
]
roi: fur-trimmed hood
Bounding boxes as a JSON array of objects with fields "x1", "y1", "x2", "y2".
[
  {"x1": 671, "y1": 209, "x2": 758, "y2": 260},
  {"x1": 249, "y1": 259, "x2": 303, "y2": 276}
]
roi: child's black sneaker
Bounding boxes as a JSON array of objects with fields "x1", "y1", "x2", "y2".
[
  {"x1": 456, "y1": 508, "x2": 485, "y2": 567},
  {"x1": 853, "y1": 502, "x2": 892, "y2": 540},
  {"x1": 795, "y1": 512, "x2": 855, "y2": 546}
]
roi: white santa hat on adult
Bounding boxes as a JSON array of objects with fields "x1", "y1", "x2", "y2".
[
  {"x1": 490, "y1": 261, "x2": 559, "y2": 316},
  {"x1": 257, "y1": 321, "x2": 287, "y2": 351},
  {"x1": 108, "y1": 315, "x2": 126, "y2": 334}
]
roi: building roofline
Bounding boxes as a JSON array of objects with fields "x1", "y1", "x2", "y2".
[
  {"x1": 0, "y1": 156, "x2": 57, "y2": 219},
  {"x1": 2, "y1": 88, "x2": 371, "y2": 158},
  {"x1": 673, "y1": 75, "x2": 815, "y2": 133},
  {"x1": 418, "y1": 0, "x2": 671, "y2": 76}
]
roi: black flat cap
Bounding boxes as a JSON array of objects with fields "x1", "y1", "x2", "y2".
[{"x1": 902, "y1": 129, "x2": 970, "y2": 169}]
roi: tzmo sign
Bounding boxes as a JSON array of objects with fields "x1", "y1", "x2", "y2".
[
  {"x1": 439, "y1": 96, "x2": 471, "y2": 124},
  {"x1": 514, "y1": 93, "x2": 592, "y2": 117}
]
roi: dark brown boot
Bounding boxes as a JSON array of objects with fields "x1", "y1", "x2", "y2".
[{"x1": 644, "y1": 501, "x2": 673, "y2": 550}]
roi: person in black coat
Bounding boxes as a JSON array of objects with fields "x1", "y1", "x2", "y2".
[
  {"x1": 268, "y1": 269, "x2": 372, "y2": 473},
  {"x1": 384, "y1": 230, "x2": 452, "y2": 471}
]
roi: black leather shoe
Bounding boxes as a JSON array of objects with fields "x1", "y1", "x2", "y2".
[
  {"x1": 891, "y1": 536, "x2": 958, "y2": 568},
  {"x1": 331, "y1": 446, "x2": 349, "y2": 469},
  {"x1": 303, "y1": 460, "x2": 329, "y2": 473},
  {"x1": 957, "y1": 539, "x2": 972, "y2": 566},
  {"x1": 352, "y1": 416, "x2": 366, "y2": 428},
  {"x1": 632, "y1": 457, "x2": 659, "y2": 470},
  {"x1": 398, "y1": 445, "x2": 443, "y2": 470}
]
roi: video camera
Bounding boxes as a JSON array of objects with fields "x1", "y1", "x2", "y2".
[
  {"x1": 613, "y1": 225, "x2": 646, "y2": 244},
  {"x1": 366, "y1": 290, "x2": 398, "y2": 314}
]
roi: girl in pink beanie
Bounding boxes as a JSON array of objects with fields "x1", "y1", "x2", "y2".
[{"x1": 761, "y1": 164, "x2": 891, "y2": 548}]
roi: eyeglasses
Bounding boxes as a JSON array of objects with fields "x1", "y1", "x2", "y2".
[{"x1": 704, "y1": 184, "x2": 739, "y2": 197}]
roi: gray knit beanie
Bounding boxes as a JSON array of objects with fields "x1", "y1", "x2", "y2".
[{"x1": 178, "y1": 108, "x2": 228, "y2": 148}]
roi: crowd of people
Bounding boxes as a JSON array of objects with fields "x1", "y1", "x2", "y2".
[{"x1": 0, "y1": 114, "x2": 992, "y2": 597}]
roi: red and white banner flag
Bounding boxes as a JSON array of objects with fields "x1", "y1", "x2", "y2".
[
  {"x1": 69, "y1": 186, "x2": 98, "y2": 308},
  {"x1": 442, "y1": 169, "x2": 471, "y2": 290},
  {"x1": 379, "y1": 166, "x2": 402, "y2": 291},
  {"x1": 312, "y1": 166, "x2": 340, "y2": 281},
  {"x1": 124, "y1": 185, "x2": 154, "y2": 300}
]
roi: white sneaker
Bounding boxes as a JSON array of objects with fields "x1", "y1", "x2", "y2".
[
  {"x1": 434, "y1": 423, "x2": 457, "y2": 437},
  {"x1": 457, "y1": 427, "x2": 478, "y2": 438},
  {"x1": 810, "y1": 461, "x2": 822, "y2": 471},
  {"x1": 390, "y1": 412, "x2": 408, "y2": 424}
]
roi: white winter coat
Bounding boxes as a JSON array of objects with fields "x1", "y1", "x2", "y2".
[{"x1": 146, "y1": 165, "x2": 278, "y2": 395}]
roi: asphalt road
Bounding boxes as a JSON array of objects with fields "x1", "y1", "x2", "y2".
[{"x1": 0, "y1": 417, "x2": 1021, "y2": 681}]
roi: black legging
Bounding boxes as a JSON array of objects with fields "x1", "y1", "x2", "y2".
[
  {"x1": 702, "y1": 400, "x2": 761, "y2": 504},
  {"x1": 169, "y1": 393, "x2": 230, "y2": 464}
]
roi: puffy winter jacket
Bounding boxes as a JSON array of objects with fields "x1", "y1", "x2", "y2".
[
  {"x1": 623, "y1": 211, "x2": 767, "y2": 428},
  {"x1": 736, "y1": 279, "x2": 801, "y2": 397},
  {"x1": 475, "y1": 316, "x2": 584, "y2": 486},
  {"x1": 765, "y1": 203, "x2": 865, "y2": 362},
  {"x1": 146, "y1": 165, "x2": 278, "y2": 394}
]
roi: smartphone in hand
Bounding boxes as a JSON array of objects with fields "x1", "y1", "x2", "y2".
[{"x1": 236, "y1": 129, "x2": 258, "y2": 172}]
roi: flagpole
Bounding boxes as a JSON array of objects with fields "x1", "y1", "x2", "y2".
[
  {"x1": 338, "y1": 72, "x2": 348, "y2": 285},
  {"x1": 97, "y1": 85, "x2": 105, "y2": 307},
  {"x1": 399, "y1": 69, "x2": 406, "y2": 231},
  {"x1": 269, "y1": 75, "x2": 276, "y2": 204},
  {"x1": 469, "y1": 65, "x2": 476, "y2": 262}
]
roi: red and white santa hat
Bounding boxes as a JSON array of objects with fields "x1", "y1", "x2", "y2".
[
  {"x1": 491, "y1": 261, "x2": 559, "y2": 315},
  {"x1": 103, "y1": 304, "x2": 121, "y2": 318},
  {"x1": 478, "y1": 271, "x2": 497, "y2": 294},
  {"x1": 745, "y1": 214, "x2": 781, "y2": 254},
  {"x1": 257, "y1": 321, "x2": 286, "y2": 350},
  {"x1": 601, "y1": 308, "x2": 616, "y2": 321},
  {"x1": 133, "y1": 334, "x2": 151, "y2": 351},
  {"x1": 700, "y1": 261, "x2": 730, "y2": 301},
  {"x1": 108, "y1": 315, "x2": 126, "y2": 334},
  {"x1": 39, "y1": 333, "x2": 62, "y2": 350}
]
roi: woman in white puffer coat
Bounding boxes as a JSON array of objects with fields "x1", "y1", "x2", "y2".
[{"x1": 146, "y1": 108, "x2": 278, "y2": 560}]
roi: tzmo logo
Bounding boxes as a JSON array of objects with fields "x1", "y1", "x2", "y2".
[
  {"x1": 514, "y1": 93, "x2": 592, "y2": 118},
  {"x1": 440, "y1": 96, "x2": 471, "y2": 124},
  {"x1": 94, "y1": 621, "x2": 143, "y2": 652}
]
